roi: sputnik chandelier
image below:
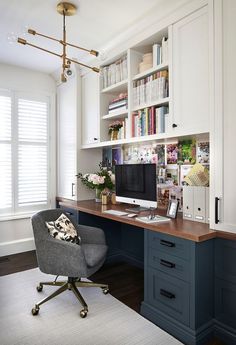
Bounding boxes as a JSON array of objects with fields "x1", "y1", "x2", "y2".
[{"x1": 17, "y1": 2, "x2": 99, "y2": 82}]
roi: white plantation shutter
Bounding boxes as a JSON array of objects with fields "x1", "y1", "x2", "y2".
[
  {"x1": 0, "y1": 91, "x2": 50, "y2": 217},
  {"x1": 17, "y1": 98, "x2": 48, "y2": 208},
  {"x1": 0, "y1": 94, "x2": 12, "y2": 211}
]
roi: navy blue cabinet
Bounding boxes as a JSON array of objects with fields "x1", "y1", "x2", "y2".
[
  {"x1": 214, "y1": 239, "x2": 236, "y2": 344},
  {"x1": 141, "y1": 230, "x2": 214, "y2": 345}
]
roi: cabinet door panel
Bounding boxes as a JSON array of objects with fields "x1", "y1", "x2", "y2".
[
  {"x1": 148, "y1": 231, "x2": 190, "y2": 260},
  {"x1": 81, "y1": 72, "x2": 99, "y2": 145},
  {"x1": 57, "y1": 79, "x2": 77, "y2": 199},
  {"x1": 211, "y1": 0, "x2": 236, "y2": 233},
  {"x1": 148, "y1": 248, "x2": 190, "y2": 282},
  {"x1": 215, "y1": 278, "x2": 236, "y2": 329},
  {"x1": 147, "y1": 268, "x2": 190, "y2": 326},
  {"x1": 172, "y1": 6, "x2": 209, "y2": 135}
]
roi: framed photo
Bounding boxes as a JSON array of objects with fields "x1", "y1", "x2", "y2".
[{"x1": 166, "y1": 199, "x2": 179, "y2": 218}]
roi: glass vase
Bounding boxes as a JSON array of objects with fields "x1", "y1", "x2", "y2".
[{"x1": 95, "y1": 188, "x2": 102, "y2": 202}]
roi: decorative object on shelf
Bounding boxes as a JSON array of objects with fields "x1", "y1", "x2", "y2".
[
  {"x1": 184, "y1": 163, "x2": 209, "y2": 186},
  {"x1": 108, "y1": 120, "x2": 123, "y2": 140},
  {"x1": 77, "y1": 163, "x2": 115, "y2": 203},
  {"x1": 166, "y1": 199, "x2": 179, "y2": 218},
  {"x1": 101, "y1": 191, "x2": 109, "y2": 205},
  {"x1": 111, "y1": 192, "x2": 117, "y2": 205},
  {"x1": 17, "y1": 2, "x2": 99, "y2": 83}
]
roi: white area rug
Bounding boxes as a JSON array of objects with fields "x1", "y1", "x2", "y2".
[{"x1": 0, "y1": 268, "x2": 182, "y2": 345}]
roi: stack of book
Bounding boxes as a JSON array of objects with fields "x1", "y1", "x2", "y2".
[
  {"x1": 108, "y1": 94, "x2": 128, "y2": 114},
  {"x1": 133, "y1": 70, "x2": 168, "y2": 107},
  {"x1": 152, "y1": 36, "x2": 168, "y2": 66},
  {"x1": 132, "y1": 106, "x2": 168, "y2": 137},
  {"x1": 101, "y1": 56, "x2": 128, "y2": 89}
]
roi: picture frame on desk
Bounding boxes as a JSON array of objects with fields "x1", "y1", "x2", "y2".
[{"x1": 167, "y1": 199, "x2": 179, "y2": 218}]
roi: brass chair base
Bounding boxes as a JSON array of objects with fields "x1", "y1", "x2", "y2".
[{"x1": 31, "y1": 277, "x2": 109, "y2": 318}]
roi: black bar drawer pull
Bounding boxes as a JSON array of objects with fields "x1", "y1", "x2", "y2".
[
  {"x1": 72, "y1": 183, "x2": 75, "y2": 197},
  {"x1": 160, "y1": 288, "x2": 175, "y2": 299},
  {"x1": 215, "y1": 197, "x2": 220, "y2": 224},
  {"x1": 160, "y1": 259, "x2": 175, "y2": 268},
  {"x1": 160, "y1": 239, "x2": 175, "y2": 248}
]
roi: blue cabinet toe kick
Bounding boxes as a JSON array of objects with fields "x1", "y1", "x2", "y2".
[{"x1": 141, "y1": 302, "x2": 214, "y2": 345}]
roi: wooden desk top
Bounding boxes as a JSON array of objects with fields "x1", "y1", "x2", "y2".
[{"x1": 57, "y1": 198, "x2": 217, "y2": 242}]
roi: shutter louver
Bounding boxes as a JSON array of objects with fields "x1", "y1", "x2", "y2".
[
  {"x1": 0, "y1": 95, "x2": 12, "y2": 210},
  {"x1": 18, "y1": 98, "x2": 48, "y2": 207}
]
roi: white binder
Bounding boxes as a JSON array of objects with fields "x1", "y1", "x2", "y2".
[
  {"x1": 193, "y1": 186, "x2": 206, "y2": 223},
  {"x1": 183, "y1": 186, "x2": 194, "y2": 220}
]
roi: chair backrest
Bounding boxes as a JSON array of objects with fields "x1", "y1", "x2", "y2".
[{"x1": 31, "y1": 209, "x2": 79, "y2": 270}]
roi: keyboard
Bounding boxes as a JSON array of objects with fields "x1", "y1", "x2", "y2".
[{"x1": 102, "y1": 210, "x2": 128, "y2": 216}]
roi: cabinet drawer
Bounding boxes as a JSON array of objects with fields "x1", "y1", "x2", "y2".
[
  {"x1": 147, "y1": 268, "x2": 190, "y2": 325},
  {"x1": 59, "y1": 206, "x2": 78, "y2": 223},
  {"x1": 148, "y1": 248, "x2": 190, "y2": 282},
  {"x1": 215, "y1": 278, "x2": 236, "y2": 329},
  {"x1": 147, "y1": 231, "x2": 190, "y2": 260},
  {"x1": 215, "y1": 239, "x2": 236, "y2": 284}
]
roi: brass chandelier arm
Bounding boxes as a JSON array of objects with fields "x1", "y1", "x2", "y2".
[
  {"x1": 17, "y1": 38, "x2": 62, "y2": 59},
  {"x1": 69, "y1": 57, "x2": 100, "y2": 73},
  {"x1": 28, "y1": 28, "x2": 99, "y2": 56},
  {"x1": 63, "y1": 41, "x2": 99, "y2": 56},
  {"x1": 17, "y1": 38, "x2": 99, "y2": 72}
]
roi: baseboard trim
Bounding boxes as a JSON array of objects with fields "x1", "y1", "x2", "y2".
[{"x1": 0, "y1": 238, "x2": 35, "y2": 256}]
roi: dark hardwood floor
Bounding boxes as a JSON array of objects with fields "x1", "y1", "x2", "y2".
[{"x1": 0, "y1": 251, "x2": 224, "y2": 345}]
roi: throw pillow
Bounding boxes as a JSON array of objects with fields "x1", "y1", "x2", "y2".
[{"x1": 46, "y1": 213, "x2": 81, "y2": 244}]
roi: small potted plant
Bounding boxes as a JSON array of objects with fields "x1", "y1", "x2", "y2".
[
  {"x1": 77, "y1": 163, "x2": 115, "y2": 202},
  {"x1": 108, "y1": 120, "x2": 123, "y2": 140}
]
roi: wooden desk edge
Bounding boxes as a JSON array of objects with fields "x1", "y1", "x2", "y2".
[{"x1": 57, "y1": 198, "x2": 220, "y2": 243}]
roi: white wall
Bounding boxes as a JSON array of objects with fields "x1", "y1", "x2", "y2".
[{"x1": 0, "y1": 63, "x2": 56, "y2": 256}]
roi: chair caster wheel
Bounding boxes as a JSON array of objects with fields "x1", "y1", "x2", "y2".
[
  {"x1": 31, "y1": 306, "x2": 39, "y2": 315},
  {"x1": 80, "y1": 309, "x2": 88, "y2": 318},
  {"x1": 102, "y1": 288, "x2": 109, "y2": 295},
  {"x1": 36, "y1": 284, "x2": 43, "y2": 292}
]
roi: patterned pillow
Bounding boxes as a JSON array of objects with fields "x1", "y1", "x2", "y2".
[{"x1": 46, "y1": 213, "x2": 81, "y2": 244}]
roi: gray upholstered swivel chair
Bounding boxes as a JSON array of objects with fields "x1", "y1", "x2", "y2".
[{"x1": 31, "y1": 209, "x2": 109, "y2": 318}]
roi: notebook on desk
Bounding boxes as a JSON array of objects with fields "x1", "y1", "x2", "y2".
[{"x1": 136, "y1": 215, "x2": 170, "y2": 224}]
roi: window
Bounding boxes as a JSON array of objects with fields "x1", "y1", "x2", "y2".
[{"x1": 0, "y1": 90, "x2": 51, "y2": 217}]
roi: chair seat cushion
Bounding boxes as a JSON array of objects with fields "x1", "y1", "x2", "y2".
[
  {"x1": 82, "y1": 244, "x2": 107, "y2": 267},
  {"x1": 46, "y1": 213, "x2": 81, "y2": 244}
]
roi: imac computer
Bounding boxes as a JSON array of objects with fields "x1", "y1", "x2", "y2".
[{"x1": 115, "y1": 163, "x2": 157, "y2": 211}]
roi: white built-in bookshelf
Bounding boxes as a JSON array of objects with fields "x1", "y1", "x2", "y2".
[
  {"x1": 95, "y1": 27, "x2": 170, "y2": 146},
  {"x1": 82, "y1": 7, "x2": 210, "y2": 149}
]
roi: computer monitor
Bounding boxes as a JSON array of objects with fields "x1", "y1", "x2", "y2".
[{"x1": 115, "y1": 163, "x2": 157, "y2": 210}]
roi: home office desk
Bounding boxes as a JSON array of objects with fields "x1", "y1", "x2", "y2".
[{"x1": 57, "y1": 198, "x2": 236, "y2": 345}]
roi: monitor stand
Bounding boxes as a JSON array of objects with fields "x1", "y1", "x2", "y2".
[{"x1": 125, "y1": 206, "x2": 149, "y2": 213}]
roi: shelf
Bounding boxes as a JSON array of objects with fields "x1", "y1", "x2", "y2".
[
  {"x1": 102, "y1": 109, "x2": 128, "y2": 120},
  {"x1": 101, "y1": 79, "x2": 128, "y2": 94},
  {"x1": 132, "y1": 62, "x2": 169, "y2": 81},
  {"x1": 132, "y1": 97, "x2": 170, "y2": 112}
]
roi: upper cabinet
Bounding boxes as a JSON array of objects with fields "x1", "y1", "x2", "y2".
[
  {"x1": 210, "y1": 0, "x2": 236, "y2": 233},
  {"x1": 81, "y1": 71, "x2": 100, "y2": 146},
  {"x1": 81, "y1": 5, "x2": 211, "y2": 148},
  {"x1": 171, "y1": 6, "x2": 210, "y2": 136},
  {"x1": 57, "y1": 77, "x2": 78, "y2": 200}
]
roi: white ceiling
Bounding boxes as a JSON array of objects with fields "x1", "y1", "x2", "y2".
[{"x1": 0, "y1": 0, "x2": 164, "y2": 74}]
